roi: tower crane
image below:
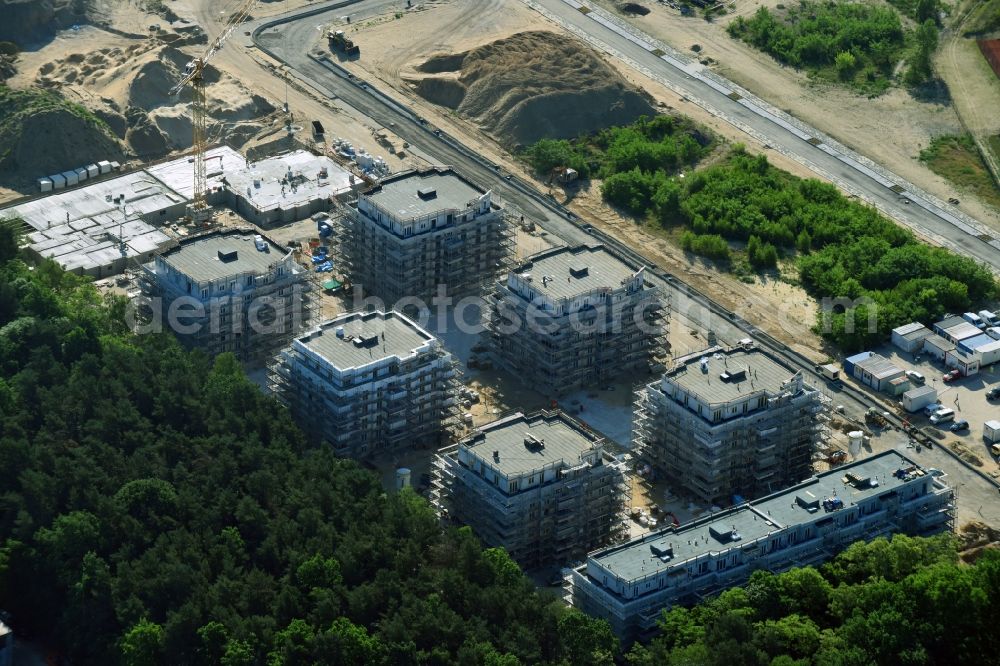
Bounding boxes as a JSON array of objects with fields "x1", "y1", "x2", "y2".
[{"x1": 169, "y1": 0, "x2": 260, "y2": 224}]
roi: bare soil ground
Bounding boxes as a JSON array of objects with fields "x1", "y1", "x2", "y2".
[{"x1": 589, "y1": 0, "x2": 1000, "y2": 230}]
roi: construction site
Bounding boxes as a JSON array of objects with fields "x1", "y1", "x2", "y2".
[
  {"x1": 331, "y1": 167, "x2": 516, "y2": 309},
  {"x1": 486, "y1": 244, "x2": 669, "y2": 398},
  {"x1": 431, "y1": 409, "x2": 631, "y2": 570},
  {"x1": 0, "y1": 0, "x2": 995, "y2": 647},
  {"x1": 634, "y1": 340, "x2": 830, "y2": 506},
  {"x1": 268, "y1": 309, "x2": 462, "y2": 459}
]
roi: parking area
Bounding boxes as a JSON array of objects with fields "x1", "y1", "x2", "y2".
[{"x1": 871, "y1": 342, "x2": 1000, "y2": 474}]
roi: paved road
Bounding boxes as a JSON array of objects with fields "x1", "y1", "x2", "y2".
[
  {"x1": 246, "y1": 0, "x2": 1000, "y2": 504},
  {"x1": 528, "y1": 0, "x2": 1000, "y2": 272}
]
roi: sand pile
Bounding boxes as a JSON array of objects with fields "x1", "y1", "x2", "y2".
[
  {"x1": 406, "y1": 31, "x2": 655, "y2": 148},
  {"x1": 36, "y1": 44, "x2": 275, "y2": 159},
  {"x1": 0, "y1": 0, "x2": 80, "y2": 46},
  {"x1": 0, "y1": 85, "x2": 124, "y2": 180}
]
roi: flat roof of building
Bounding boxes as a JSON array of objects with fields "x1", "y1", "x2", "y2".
[
  {"x1": 462, "y1": 411, "x2": 602, "y2": 477},
  {"x1": 297, "y1": 310, "x2": 436, "y2": 370},
  {"x1": 160, "y1": 231, "x2": 286, "y2": 282},
  {"x1": 515, "y1": 245, "x2": 642, "y2": 302},
  {"x1": 855, "y1": 354, "x2": 903, "y2": 380},
  {"x1": 590, "y1": 450, "x2": 925, "y2": 583},
  {"x1": 893, "y1": 322, "x2": 931, "y2": 340},
  {"x1": 362, "y1": 168, "x2": 485, "y2": 220},
  {"x1": 663, "y1": 346, "x2": 800, "y2": 404},
  {"x1": 943, "y1": 322, "x2": 983, "y2": 341},
  {"x1": 923, "y1": 333, "x2": 955, "y2": 351},
  {"x1": 224, "y1": 150, "x2": 355, "y2": 212},
  {"x1": 935, "y1": 315, "x2": 967, "y2": 330},
  {"x1": 146, "y1": 145, "x2": 248, "y2": 200}
]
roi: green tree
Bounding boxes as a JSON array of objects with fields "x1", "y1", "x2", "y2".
[
  {"x1": 834, "y1": 51, "x2": 857, "y2": 79},
  {"x1": 121, "y1": 619, "x2": 165, "y2": 666}
]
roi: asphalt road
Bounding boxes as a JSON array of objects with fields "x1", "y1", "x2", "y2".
[{"x1": 530, "y1": 0, "x2": 1000, "y2": 271}]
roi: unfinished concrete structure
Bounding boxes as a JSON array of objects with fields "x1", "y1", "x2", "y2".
[
  {"x1": 269, "y1": 310, "x2": 460, "y2": 459},
  {"x1": 634, "y1": 340, "x2": 828, "y2": 505},
  {"x1": 569, "y1": 450, "x2": 955, "y2": 641},
  {"x1": 140, "y1": 229, "x2": 313, "y2": 364},
  {"x1": 2, "y1": 146, "x2": 356, "y2": 277},
  {"x1": 485, "y1": 244, "x2": 667, "y2": 397},
  {"x1": 334, "y1": 167, "x2": 514, "y2": 307},
  {"x1": 431, "y1": 410, "x2": 629, "y2": 569}
]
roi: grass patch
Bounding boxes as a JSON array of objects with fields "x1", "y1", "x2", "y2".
[
  {"x1": 919, "y1": 134, "x2": 1000, "y2": 209},
  {"x1": 963, "y1": 0, "x2": 1000, "y2": 35}
]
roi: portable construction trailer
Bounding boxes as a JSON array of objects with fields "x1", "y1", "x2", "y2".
[{"x1": 902, "y1": 385, "x2": 937, "y2": 413}]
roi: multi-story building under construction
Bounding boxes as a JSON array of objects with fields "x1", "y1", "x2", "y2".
[
  {"x1": 634, "y1": 340, "x2": 828, "y2": 506},
  {"x1": 485, "y1": 244, "x2": 668, "y2": 397},
  {"x1": 268, "y1": 309, "x2": 460, "y2": 459},
  {"x1": 569, "y1": 450, "x2": 955, "y2": 641},
  {"x1": 334, "y1": 167, "x2": 513, "y2": 308},
  {"x1": 140, "y1": 229, "x2": 313, "y2": 364},
  {"x1": 431, "y1": 410, "x2": 629, "y2": 569}
]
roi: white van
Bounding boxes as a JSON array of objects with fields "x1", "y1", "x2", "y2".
[
  {"x1": 930, "y1": 408, "x2": 955, "y2": 425},
  {"x1": 979, "y1": 310, "x2": 1000, "y2": 327},
  {"x1": 963, "y1": 312, "x2": 986, "y2": 329}
]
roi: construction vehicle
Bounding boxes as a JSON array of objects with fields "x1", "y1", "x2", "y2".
[
  {"x1": 169, "y1": 0, "x2": 260, "y2": 224},
  {"x1": 328, "y1": 29, "x2": 360, "y2": 56}
]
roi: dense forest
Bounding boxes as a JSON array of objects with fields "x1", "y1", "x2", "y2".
[
  {"x1": 525, "y1": 120, "x2": 996, "y2": 350},
  {"x1": 0, "y1": 222, "x2": 618, "y2": 664},
  {"x1": 629, "y1": 533, "x2": 1000, "y2": 666},
  {"x1": 726, "y1": 1, "x2": 938, "y2": 93}
]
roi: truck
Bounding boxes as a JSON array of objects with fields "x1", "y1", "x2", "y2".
[
  {"x1": 819, "y1": 363, "x2": 840, "y2": 382},
  {"x1": 328, "y1": 29, "x2": 359, "y2": 56},
  {"x1": 311, "y1": 120, "x2": 325, "y2": 142}
]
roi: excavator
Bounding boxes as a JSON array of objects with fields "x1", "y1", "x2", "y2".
[{"x1": 169, "y1": 0, "x2": 260, "y2": 224}]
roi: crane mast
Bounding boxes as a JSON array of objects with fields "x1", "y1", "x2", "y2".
[{"x1": 169, "y1": 0, "x2": 260, "y2": 224}]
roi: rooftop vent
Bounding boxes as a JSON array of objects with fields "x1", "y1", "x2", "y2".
[
  {"x1": 335, "y1": 326, "x2": 345, "y2": 338},
  {"x1": 524, "y1": 433, "x2": 545, "y2": 450},
  {"x1": 352, "y1": 333, "x2": 379, "y2": 348},
  {"x1": 218, "y1": 248, "x2": 238, "y2": 262},
  {"x1": 720, "y1": 369, "x2": 747, "y2": 383},
  {"x1": 569, "y1": 263, "x2": 589, "y2": 278},
  {"x1": 795, "y1": 495, "x2": 820, "y2": 513},
  {"x1": 709, "y1": 524, "x2": 742, "y2": 544},
  {"x1": 845, "y1": 473, "x2": 875, "y2": 489},
  {"x1": 493, "y1": 450, "x2": 500, "y2": 462},
  {"x1": 700, "y1": 357, "x2": 709, "y2": 373},
  {"x1": 417, "y1": 186, "x2": 437, "y2": 200}
]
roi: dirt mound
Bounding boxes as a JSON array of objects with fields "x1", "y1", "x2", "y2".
[
  {"x1": 34, "y1": 43, "x2": 273, "y2": 159},
  {"x1": 0, "y1": 85, "x2": 124, "y2": 180},
  {"x1": 406, "y1": 31, "x2": 655, "y2": 147},
  {"x1": 0, "y1": 0, "x2": 81, "y2": 46}
]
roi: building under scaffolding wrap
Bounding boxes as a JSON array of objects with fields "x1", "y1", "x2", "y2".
[
  {"x1": 138, "y1": 229, "x2": 314, "y2": 365},
  {"x1": 485, "y1": 244, "x2": 668, "y2": 397},
  {"x1": 569, "y1": 450, "x2": 955, "y2": 642},
  {"x1": 431, "y1": 410, "x2": 630, "y2": 569},
  {"x1": 634, "y1": 340, "x2": 829, "y2": 506},
  {"x1": 268, "y1": 310, "x2": 461, "y2": 459},
  {"x1": 332, "y1": 167, "x2": 514, "y2": 307}
]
